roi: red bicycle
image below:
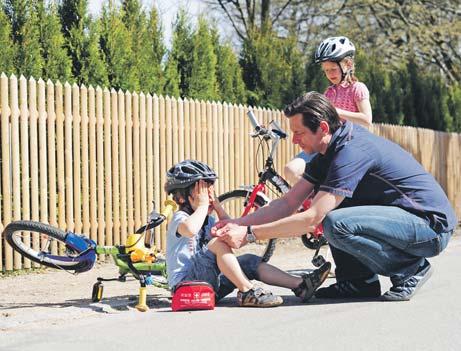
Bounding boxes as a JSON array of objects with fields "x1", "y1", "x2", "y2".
[{"x1": 218, "y1": 111, "x2": 327, "y2": 266}]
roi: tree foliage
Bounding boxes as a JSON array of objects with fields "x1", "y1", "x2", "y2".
[
  {"x1": 59, "y1": 0, "x2": 108, "y2": 86},
  {"x1": 4, "y1": 0, "x2": 43, "y2": 78},
  {"x1": 37, "y1": 2, "x2": 72, "y2": 82},
  {"x1": 164, "y1": 9, "x2": 194, "y2": 98},
  {"x1": 240, "y1": 27, "x2": 304, "y2": 108},
  {"x1": 99, "y1": 3, "x2": 137, "y2": 91},
  {"x1": 0, "y1": 7, "x2": 15, "y2": 75},
  {"x1": 188, "y1": 17, "x2": 219, "y2": 101},
  {"x1": 0, "y1": 1, "x2": 458, "y2": 132}
]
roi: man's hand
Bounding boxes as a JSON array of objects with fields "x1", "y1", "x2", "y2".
[
  {"x1": 212, "y1": 223, "x2": 247, "y2": 249},
  {"x1": 211, "y1": 218, "x2": 237, "y2": 235}
]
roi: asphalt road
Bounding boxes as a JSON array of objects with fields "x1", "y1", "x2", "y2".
[{"x1": 1, "y1": 234, "x2": 460, "y2": 351}]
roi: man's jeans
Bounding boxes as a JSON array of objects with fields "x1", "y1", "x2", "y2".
[{"x1": 323, "y1": 206, "x2": 452, "y2": 285}]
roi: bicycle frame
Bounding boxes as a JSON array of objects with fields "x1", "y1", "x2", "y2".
[{"x1": 237, "y1": 111, "x2": 326, "y2": 261}]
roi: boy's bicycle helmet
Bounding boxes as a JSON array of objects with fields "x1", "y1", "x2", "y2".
[
  {"x1": 165, "y1": 160, "x2": 217, "y2": 194},
  {"x1": 314, "y1": 36, "x2": 355, "y2": 63}
]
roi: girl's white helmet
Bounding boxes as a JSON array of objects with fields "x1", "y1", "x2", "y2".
[{"x1": 314, "y1": 36, "x2": 355, "y2": 63}]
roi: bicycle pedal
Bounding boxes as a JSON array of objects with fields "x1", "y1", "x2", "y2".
[
  {"x1": 312, "y1": 255, "x2": 326, "y2": 268},
  {"x1": 91, "y1": 282, "x2": 104, "y2": 302}
]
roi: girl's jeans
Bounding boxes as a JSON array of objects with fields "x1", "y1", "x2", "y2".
[{"x1": 322, "y1": 206, "x2": 452, "y2": 286}]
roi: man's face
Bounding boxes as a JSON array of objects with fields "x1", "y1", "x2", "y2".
[{"x1": 288, "y1": 113, "x2": 323, "y2": 154}]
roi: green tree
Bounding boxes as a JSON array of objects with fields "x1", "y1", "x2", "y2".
[
  {"x1": 240, "y1": 27, "x2": 305, "y2": 109},
  {"x1": 448, "y1": 84, "x2": 461, "y2": 132},
  {"x1": 215, "y1": 42, "x2": 246, "y2": 103},
  {"x1": 210, "y1": 27, "x2": 246, "y2": 103},
  {"x1": 0, "y1": 8, "x2": 15, "y2": 75},
  {"x1": 59, "y1": 0, "x2": 108, "y2": 86},
  {"x1": 143, "y1": 6, "x2": 165, "y2": 94},
  {"x1": 165, "y1": 9, "x2": 193, "y2": 97},
  {"x1": 122, "y1": 1, "x2": 165, "y2": 94},
  {"x1": 99, "y1": 3, "x2": 137, "y2": 91},
  {"x1": 163, "y1": 55, "x2": 180, "y2": 97},
  {"x1": 36, "y1": 2, "x2": 72, "y2": 82},
  {"x1": 4, "y1": 0, "x2": 43, "y2": 78},
  {"x1": 188, "y1": 17, "x2": 219, "y2": 101}
]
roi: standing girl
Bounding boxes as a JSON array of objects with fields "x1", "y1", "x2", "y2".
[{"x1": 284, "y1": 36, "x2": 373, "y2": 183}]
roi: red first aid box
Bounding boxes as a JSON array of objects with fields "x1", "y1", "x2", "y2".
[{"x1": 171, "y1": 281, "x2": 215, "y2": 312}]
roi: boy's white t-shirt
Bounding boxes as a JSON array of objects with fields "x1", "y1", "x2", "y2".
[{"x1": 165, "y1": 210, "x2": 216, "y2": 288}]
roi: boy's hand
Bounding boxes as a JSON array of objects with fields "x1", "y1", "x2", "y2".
[
  {"x1": 189, "y1": 180, "x2": 210, "y2": 208},
  {"x1": 208, "y1": 186, "x2": 221, "y2": 210}
]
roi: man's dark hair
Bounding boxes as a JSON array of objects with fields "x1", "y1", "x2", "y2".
[{"x1": 283, "y1": 91, "x2": 342, "y2": 134}]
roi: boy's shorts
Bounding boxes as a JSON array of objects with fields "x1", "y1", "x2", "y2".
[{"x1": 180, "y1": 247, "x2": 261, "y2": 301}]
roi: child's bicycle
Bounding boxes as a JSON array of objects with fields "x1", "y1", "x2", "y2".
[
  {"x1": 4, "y1": 199, "x2": 177, "y2": 312},
  {"x1": 218, "y1": 110, "x2": 327, "y2": 266}
]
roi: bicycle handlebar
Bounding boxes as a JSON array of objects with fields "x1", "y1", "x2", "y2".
[{"x1": 246, "y1": 110, "x2": 287, "y2": 140}]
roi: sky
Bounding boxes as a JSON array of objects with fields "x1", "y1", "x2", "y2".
[{"x1": 88, "y1": 0, "x2": 211, "y2": 45}]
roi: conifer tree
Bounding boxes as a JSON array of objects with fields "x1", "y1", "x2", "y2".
[
  {"x1": 36, "y1": 2, "x2": 72, "y2": 82},
  {"x1": 0, "y1": 9, "x2": 15, "y2": 75},
  {"x1": 448, "y1": 84, "x2": 461, "y2": 132},
  {"x1": 163, "y1": 55, "x2": 180, "y2": 98},
  {"x1": 4, "y1": 0, "x2": 43, "y2": 78},
  {"x1": 240, "y1": 27, "x2": 304, "y2": 109},
  {"x1": 165, "y1": 9, "x2": 193, "y2": 97},
  {"x1": 122, "y1": 1, "x2": 165, "y2": 94},
  {"x1": 188, "y1": 17, "x2": 219, "y2": 101},
  {"x1": 214, "y1": 38, "x2": 246, "y2": 104},
  {"x1": 99, "y1": 3, "x2": 137, "y2": 91},
  {"x1": 144, "y1": 6, "x2": 165, "y2": 94},
  {"x1": 59, "y1": 0, "x2": 108, "y2": 86},
  {"x1": 281, "y1": 35, "x2": 305, "y2": 106}
]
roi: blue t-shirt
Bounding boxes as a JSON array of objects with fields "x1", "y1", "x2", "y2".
[
  {"x1": 303, "y1": 121, "x2": 457, "y2": 233},
  {"x1": 166, "y1": 210, "x2": 215, "y2": 288}
]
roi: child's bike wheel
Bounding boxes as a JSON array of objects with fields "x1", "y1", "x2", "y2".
[{"x1": 4, "y1": 220, "x2": 87, "y2": 271}]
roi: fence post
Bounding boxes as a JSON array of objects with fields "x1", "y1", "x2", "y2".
[
  {"x1": 10, "y1": 75, "x2": 21, "y2": 270},
  {"x1": 29, "y1": 77, "x2": 40, "y2": 268},
  {"x1": 146, "y1": 94, "x2": 154, "y2": 223},
  {"x1": 38, "y1": 79, "x2": 49, "y2": 255},
  {"x1": 132, "y1": 92, "x2": 140, "y2": 229},
  {"x1": 81, "y1": 85, "x2": 90, "y2": 237},
  {"x1": 118, "y1": 89, "x2": 127, "y2": 244},
  {"x1": 103, "y1": 88, "x2": 113, "y2": 247},
  {"x1": 88, "y1": 86, "x2": 98, "y2": 244},
  {"x1": 19, "y1": 76, "x2": 31, "y2": 268},
  {"x1": 55, "y1": 81, "x2": 66, "y2": 245},
  {"x1": 111, "y1": 88, "x2": 120, "y2": 245},
  {"x1": 96, "y1": 86, "x2": 105, "y2": 259},
  {"x1": 47, "y1": 80, "x2": 58, "y2": 237},
  {"x1": 153, "y1": 94, "x2": 161, "y2": 250},
  {"x1": 72, "y1": 83, "x2": 81, "y2": 233}
]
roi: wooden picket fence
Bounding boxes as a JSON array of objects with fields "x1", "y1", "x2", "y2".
[{"x1": 0, "y1": 73, "x2": 460, "y2": 272}]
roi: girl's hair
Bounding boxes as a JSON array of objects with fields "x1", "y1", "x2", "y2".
[{"x1": 340, "y1": 56, "x2": 358, "y2": 85}]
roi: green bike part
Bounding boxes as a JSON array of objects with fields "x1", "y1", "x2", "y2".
[
  {"x1": 95, "y1": 246, "x2": 120, "y2": 255},
  {"x1": 113, "y1": 256, "x2": 166, "y2": 274}
]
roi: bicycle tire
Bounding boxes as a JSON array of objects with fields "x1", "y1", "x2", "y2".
[
  {"x1": 218, "y1": 189, "x2": 276, "y2": 262},
  {"x1": 4, "y1": 220, "x2": 86, "y2": 271}
]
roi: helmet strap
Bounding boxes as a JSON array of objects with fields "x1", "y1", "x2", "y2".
[{"x1": 337, "y1": 62, "x2": 347, "y2": 84}]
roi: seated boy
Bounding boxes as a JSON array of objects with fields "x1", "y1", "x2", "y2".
[{"x1": 165, "y1": 160, "x2": 330, "y2": 307}]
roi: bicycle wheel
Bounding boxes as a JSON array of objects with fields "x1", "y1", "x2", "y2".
[
  {"x1": 4, "y1": 220, "x2": 89, "y2": 271},
  {"x1": 218, "y1": 189, "x2": 276, "y2": 262}
]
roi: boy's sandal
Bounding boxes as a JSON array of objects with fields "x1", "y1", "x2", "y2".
[{"x1": 292, "y1": 262, "x2": 331, "y2": 302}]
